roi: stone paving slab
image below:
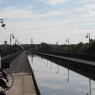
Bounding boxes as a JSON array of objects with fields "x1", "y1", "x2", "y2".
[
  {"x1": 7, "y1": 51, "x2": 32, "y2": 73},
  {"x1": 0, "y1": 51, "x2": 38, "y2": 95},
  {"x1": 0, "y1": 73, "x2": 36, "y2": 95}
]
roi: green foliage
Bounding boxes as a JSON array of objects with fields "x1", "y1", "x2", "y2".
[
  {"x1": 29, "y1": 39, "x2": 95, "y2": 54},
  {"x1": 38, "y1": 42, "x2": 52, "y2": 52},
  {"x1": 1, "y1": 39, "x2": 95, "y2": 54},
  {"x1": 69, "y1": 44, "x2": 77, "y2": 53},
  {"x1": 63, "y1": 40, "x2": 95, "y2": 54}
]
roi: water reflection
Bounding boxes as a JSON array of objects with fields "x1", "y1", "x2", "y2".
[
  {"x1": 86, "y1": 79, "x2": 91, "y2": 95},
  {"x1": 46, "y1": 60, "x2": 48, "y2": 66},
  {"x1": 41, "y1": 57, "x2": 42, "y2": 62},
  {"x1": 31, "y1": 53, "x2": 33, "y2": 63},
  {"x1": 27, "y1": 53, "x2": 95, "y2": 95},
  {"x1": 89, "y1": 79, "x2": 91, "y2": 95},
  {"x1": 38, "y1": 54, "x2": 95, "y2": 81},
  {"x1": 50, "y1": 62, "x2": 52, "y2": 69},
  {"x1": 39, "y1": 57, "x2": 40, "y2": 60},
  {"x1": 56, "y1": 64, "x2": 59, "y2": 74},
  {"x1": 43, "y1": 59, "x2": 45, "y2": 64},
  {"x1": 66, "y1": 69, "x2": 69, "y2": 82}
]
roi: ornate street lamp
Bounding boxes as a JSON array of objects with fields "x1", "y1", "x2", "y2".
[
  {"x1": 56, "y1": 42, "x2": 58, "y2": 53},
  {"x1": 17, "y1": 41, "x2": 24, "y2": 50},
  {"x1": 50, "y1": 44, "x2": 52, "y2": 52},
  {"x1": 10, "y1": 33, "x2": 15, "y2": 61},
  {"x1": 10, "y1": 33, "x2": 24, "y2": 62},
  {"x1": 86, "y1": 33, "x2": 90, "y2": 60},
  {"x1": 66, "y1": 38, "x2": 69, "y2": 56},
  {"x1": 15, "y1": 39, "x2": 18, "y2": 53},
  {"x1": 16, "y1": 40, "x2": 19, "y2": 52},
  {"x1": 0, "y1": 19, "x2": 6, "y2": 28}
]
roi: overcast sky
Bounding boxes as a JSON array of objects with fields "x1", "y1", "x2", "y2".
[{"x1": 0, "y1": 0, "x2": 95, "y2": 45}]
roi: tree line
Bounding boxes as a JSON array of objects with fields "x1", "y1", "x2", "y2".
[
  {"x1": 31, "y1": 39, "x2": 95, "y2": 54},
  {"x1": 1, "y1": 38, "x2": 95, "y2": 57}
]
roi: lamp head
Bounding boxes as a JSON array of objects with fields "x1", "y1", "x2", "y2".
[
  {"x1": 12, "y1": 36, "x2": 14, "y2": 38},
  {"x1": 86, "y1": 36, "x2": 88, "y2": 38},
  {"x1": 11, "y1": 34, "x2": 15, "y2": 38},
  {"x1": 1, "y1": 23, "x2": 6, "y2": 29},
  {"x1": 1, "y1": 23, "x2": 6, "y2": 27}
]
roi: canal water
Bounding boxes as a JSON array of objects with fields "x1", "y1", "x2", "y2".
[{"x1": 27, "y1": 53, "x2": 95, "y2": 95}]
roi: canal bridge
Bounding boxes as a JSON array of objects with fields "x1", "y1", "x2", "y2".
[
  {"x1": 0, "y1": 51, "x2": 41, "y2": 95},
  {"x1": 0, "y1": 50, "x2": 95, "y2": 95}
]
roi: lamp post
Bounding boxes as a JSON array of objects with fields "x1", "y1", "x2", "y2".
[
  {"x1": 16, "y1": 43, "x2": 19, "y2": 52},
  {"x1": 50, "y1": 44, "x2": 52, "y2": 52},
  {"x1": 10, "y1": 34, "x2": 24, "y2": 61},
  {"x1": 10, "y1": 33, "x2": 15, "y2": 61},
  {"x1": 56, "y1": 42, "x2": 58, "y2": 53},
  {"x1": 16, "y1": 41, "x2": 24, "y2": 51},
  {"x1": 86, "y1": 33, "x2": 90, "y2": 60},
  {"x1": 0, "y1": 19, "x2": 6, "y2": 28},
  {"x1": 15, "y1": 39, "x2": 18, "y2": 53},
  {"x1": 31, "y1": 38, "x2": 33, "y2": 48},
  {"x1": 66, "y1": 38, "x2": 69, "y2": 56},
  {"x1": 51, "y1": 44, "x2": 52, "y2": 52}
]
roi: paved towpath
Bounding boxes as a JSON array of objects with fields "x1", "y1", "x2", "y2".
[
  {"x1": 36, "y1": 52, "x2": 95, "y2": 65},
  {"x1": 0, "y1": 51, "x2": 37, "y2": 95}
]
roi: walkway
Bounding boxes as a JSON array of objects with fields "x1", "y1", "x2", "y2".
[
  {"x1": 0, "y1": 51, "x2": 38, "y2": 95},
  {"x1": 36, "y1": 52, "x2": 95, "y2": 65}
]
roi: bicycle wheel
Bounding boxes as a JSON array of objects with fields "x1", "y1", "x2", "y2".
[{"x1": 4, "y1": 72, "x2": 14, "y2": 90}]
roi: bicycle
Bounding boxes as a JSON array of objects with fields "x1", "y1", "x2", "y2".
[{"x1": 0, "y1": 71, "x2": 14, "y2": 95}]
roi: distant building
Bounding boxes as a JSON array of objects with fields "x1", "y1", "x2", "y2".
[{"x1": 4, "y1": 38, "x2": 7, "y2": 47}]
